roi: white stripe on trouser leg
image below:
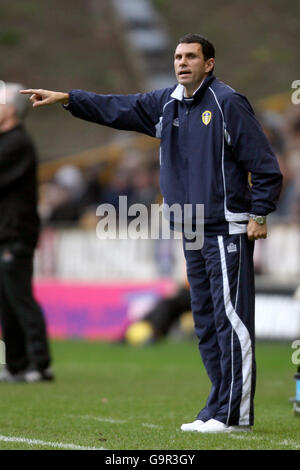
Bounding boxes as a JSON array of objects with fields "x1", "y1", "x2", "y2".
[
  {"x1": 227, "y1": 235, "x2": 242, "y2": 425},
  {"x1": 227, "y1": 326, "x2": 234, "y2": 426},
  {"x1": 217, "y1": 235, "x2": 252, "y2": 425}
]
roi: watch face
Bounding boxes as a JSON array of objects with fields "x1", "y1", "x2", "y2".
[{"x1": 255, "y1": 216, "x2": 265, "y2": 225}]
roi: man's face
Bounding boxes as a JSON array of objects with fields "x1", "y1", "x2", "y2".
[{"x1": 174, "y1": 42, "x2": 214, "y2": 95}]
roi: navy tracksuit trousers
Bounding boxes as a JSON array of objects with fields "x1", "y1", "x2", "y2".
[{"x1": 183, "y1": 233, "x2": 256, "y2": 426}]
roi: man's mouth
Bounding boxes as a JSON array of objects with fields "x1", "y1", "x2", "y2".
[{"x1": 178, "y1": 70, "x2": 192, "y2": 78}]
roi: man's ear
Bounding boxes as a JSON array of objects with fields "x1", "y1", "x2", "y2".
[{"x1": 205, "y1": 58, "x2": 215, "y2": 73}]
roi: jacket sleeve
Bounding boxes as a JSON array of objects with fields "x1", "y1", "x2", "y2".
[
  {"x1": 223, "y1": 92, "x2": 283, "y2": 216},
  {"x1": 64, "y1": 89, "x2": 164, "y2": 138}
]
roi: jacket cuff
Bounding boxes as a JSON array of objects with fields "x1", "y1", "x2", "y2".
[
  {"x1": 62, "y1": 90, "x2": 73, "y2": 111},
  {"x1": 250, "y1": 207, "x2": 269, "y2": 216}
]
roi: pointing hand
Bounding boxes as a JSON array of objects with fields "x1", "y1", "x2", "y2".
[{"x1": 19, "y1": 89, "x2": 69, "y2": 107}]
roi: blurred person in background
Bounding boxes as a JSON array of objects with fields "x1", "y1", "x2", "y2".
[
  {"x1": 260, "y1": 111, "x2": 294, "y2": 223},
  {"x1": 283, "y1": 105, "x2": 300, "y2": 222},
  {"x1": 39, "y1": 163, "x2": 104, "y2": 227},
  {"x1": 100, "y1": 165, "x2": 133, "y2": 212},
  {"x1": 0, "y1": 83, "x2": 53, "y2": 383},
  {"x1": 125, "y1": 282, "x2": 191, "y2": 345},
  {"x1": 20, "y1": 33, "x2": 282, "y2": 432},
  {"x1": 45, "y1": 164, "x2": 86, "y2": 224}
]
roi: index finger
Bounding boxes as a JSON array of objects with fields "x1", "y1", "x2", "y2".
[{"x1": 19, "y1": 89, "x2": 39, "y2": 95}]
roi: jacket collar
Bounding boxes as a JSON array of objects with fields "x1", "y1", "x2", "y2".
[{"x1": 171, "y1": 74, "x2": 216, "y2": 102}]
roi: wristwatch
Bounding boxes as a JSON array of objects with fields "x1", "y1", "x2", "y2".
[{"x1": 250, "y1": 215, "x2": 267, "y2": 225}]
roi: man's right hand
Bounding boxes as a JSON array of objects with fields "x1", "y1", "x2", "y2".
[{"x1": 19, "y1": 89, "x2": 69, "y2": 107}]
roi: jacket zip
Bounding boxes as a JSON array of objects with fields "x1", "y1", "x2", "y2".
[{"x1": 184, "y1": 103, "x2": 191, "y2": 205}]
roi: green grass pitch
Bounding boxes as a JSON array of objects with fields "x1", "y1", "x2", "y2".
[{"x1": 0, "y1": 339, "x2": 299, "y2": 450}]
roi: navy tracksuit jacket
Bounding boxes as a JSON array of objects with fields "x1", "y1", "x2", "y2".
[{"x1": 64, "y1": 74, "x2": 282, "y2": 425}]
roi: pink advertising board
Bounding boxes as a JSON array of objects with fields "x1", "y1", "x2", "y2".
[{"x1": 33, "y1": 279, "x2": 176, "y2": 341}]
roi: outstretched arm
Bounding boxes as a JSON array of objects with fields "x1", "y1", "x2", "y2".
[
  {"x1": 20, "y1": 89, "x2": 69, "y2": 107},
  {"x1": 20, "y1": 87, "x2": 170, "y2": 138}
]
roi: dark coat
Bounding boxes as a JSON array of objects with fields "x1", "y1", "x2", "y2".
[{"x1": 0, "y1": 124, "x2": 40, "y2": 248}]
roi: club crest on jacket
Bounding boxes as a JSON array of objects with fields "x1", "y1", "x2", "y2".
[{"x1": 202, "y1": 110, "x2": 212, "y2": 125}]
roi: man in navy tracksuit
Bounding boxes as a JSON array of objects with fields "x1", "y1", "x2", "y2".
[{"x1": 21, "y1": 33, "x2": 282, "y2": 432}]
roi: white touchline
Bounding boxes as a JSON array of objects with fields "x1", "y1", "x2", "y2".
[
  {"x1": 227, "y1": 434, "x2": 300, "y2": 449},
  {"x1": 77, "y1": 415, "x2": 127, "y2": 424},
  {"x1": 277, "y1": 439, "x2": 300, "y2": 449},
  {"x1": 0, "y1": 434, "x2": 106, "y2": 450},
  {"x1": 74, "y1": 414, "x2": 163, "y2": 429},
  {"x1": 141, "y1": 423, "x2": 163, "y2": 429},
  {"x1": 227, "y1": 434, "x2": 263, "y2": 442}
]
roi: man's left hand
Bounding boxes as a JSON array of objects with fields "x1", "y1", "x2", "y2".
[{"x1": 247, "y1": 218, "x2": 267, "y2": 241}]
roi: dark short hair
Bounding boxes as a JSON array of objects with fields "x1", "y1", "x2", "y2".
[{"x1": 177, "y1": 33, "x2": 215, "y2": 62}]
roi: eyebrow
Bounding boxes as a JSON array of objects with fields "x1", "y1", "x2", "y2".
[{"x1": 174, "y1": 52, "x2": 198, "y2": 59}]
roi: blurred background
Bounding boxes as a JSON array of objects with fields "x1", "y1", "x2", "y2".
[{"x1": 1, "y1": 0, "x2": 300, "y2": 344}]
